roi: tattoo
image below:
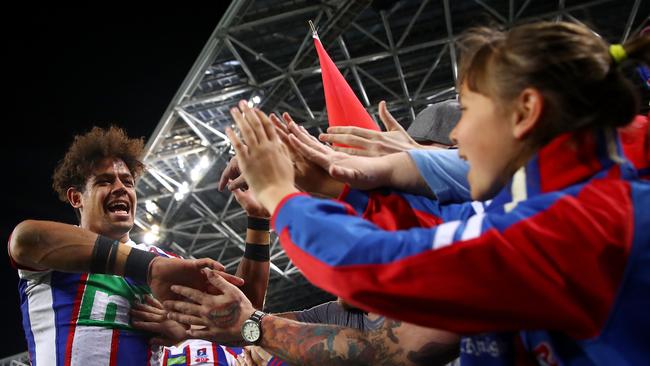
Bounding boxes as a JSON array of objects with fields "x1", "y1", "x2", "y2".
[
  {"x1": 262, "y1": 315, "x2": 405, "y2": 366},
  {"x1": 384, "y1": 320, "x2": 400, "y2": 344},
  {"x1": 207, "y1": 302, "x2": 240, "y2": 328},
  {"x1": 407, "y1": 341, "x2": 459, "y2": 365}
]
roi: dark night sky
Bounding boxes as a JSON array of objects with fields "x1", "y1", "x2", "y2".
[{"x1": 2, "y1": 3, "x2": 232, "y2": 357}]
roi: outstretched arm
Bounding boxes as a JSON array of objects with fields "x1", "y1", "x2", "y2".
[
  {"x1": 8, "y1": 220, "x2": 239, "y2": 302},
  {"x1": 318, "y1": 100, "x2": 428, "y2": 156},
  {"x1": 231, "y1": 188, "x2": 271, "y2": 310},
  {"x1": 166, "y1": 271, "x2": 458, "y2": 366},
  {"x1": 10, "y1": 219, "x2": 131, "y2": 273},
  {"x1": 287, "y1": 122, "x2": 434, "y2": 196}
]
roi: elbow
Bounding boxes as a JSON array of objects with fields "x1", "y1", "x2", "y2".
[{"x1": 9, "y1": 220, "x2": 42, "y2": 266}]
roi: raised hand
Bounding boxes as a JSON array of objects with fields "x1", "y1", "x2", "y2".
[
  {"x1": 225, "y1": 100, "x2": 298, "y2": 214},
  {"x1": 164, "y1": 269, "x2": 256, "y2": 346},
  {"x1": 318, "y1": 101, "x2": 421, "y2": 156},
  {"x1": 286, "y1": 121, "x2": 392, "y2": 191},
  {"x1": 148, "y1": 256, "x2": 244, "y2": 302},
  {"x1": 269, "y1": 112, "x2": 344, "y2": 198}
]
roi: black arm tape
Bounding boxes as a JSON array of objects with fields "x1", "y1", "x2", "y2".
[
  {"x1": 247, "y1": 216, "x2": 270, "y2": 231},
  {"x1": 124, "y1": 248, "x2": 157, "y2": 284},
  {"x1": 90, "y1": 235, "x2": 116, "y2": 274},
  {"x1": 243, "y1": 243, "x2": 270, "y2": 261},
  {"x1": 106, "y1": 240, "x2": 120, "y2": 274}
]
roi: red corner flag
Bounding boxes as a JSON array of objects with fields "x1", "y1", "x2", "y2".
[{"x1": 312, "y1": 27, "x2": 379, "y2": 131}]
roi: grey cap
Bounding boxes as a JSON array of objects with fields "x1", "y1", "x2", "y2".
[{"x1": 406, "y1": 99, "x2": 461, "y2": 146}]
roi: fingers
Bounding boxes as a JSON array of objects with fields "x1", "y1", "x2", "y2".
[
  {"x1": 227, "y1": 175, "x2": 249, "y2": 191},
  {"x1": 230, "y1": 104, "x2": 257, "y2": 146},
  {"x1": 204, "y1": 269, "x2": 237, "y2": 293},
  {"x1": 254, "y1": 108, "x2": 279, "y2": 142},
  {"x1": 169, "y1": 285, "x2": 209, "y2": 305},
  {"x1": 215, "y1": 270, "x2": 245, "y2": 287},
  {"x1": 219, "y1": 157, "x2": 240, "y2": 191},
  {"x1": 288, "y1": 134, "x2": 331, "y2": 170},
  {"x1": 287, "y1": 122, "x2": 330, "y2": 155},
  {"x1": 130, "y1": 319, "x2": 163, "y2": 332},
  {"x1": 131, "y1": 308, "x2": 166, "y2": 323},
  {"x1": 132, "y1": 301, "x2": 165, "y2": 316},
  {"x1": 193, "y1": 257, "x2": 225, "y2": 272},
  {"x1": 226, "y1": 127, "x2": 248, "y2": 160},
  {"x1": 236, "y1": 100, "x2": 267, "y2": 144},
  {"x1": 243, "y1": 348, "x2": 254, "y2": 366},
  {"x1": 378, "y1": 100, "x2": 403, "y2": 131},
  {"x1": 324, "y1": 126, "x2": 379, "y2": 139},
  {"x1": 269, "y1": 113, "x2": 291, "y2": 146},
  {"x1": 331, "y1": 145, "x2": 374, "y2": 157},
  {"x1": 281, "y1": 112, "x2": 295, "y2": 125},
  {"x1": 144, "y1": 295, "x2": 165, "y2": 310},
  {"x1": 167, "y1": 311, "x2": 208, "y2": 327},
  {"x1": 319, "y1": 133, "x2": 372, "y2": 149}
]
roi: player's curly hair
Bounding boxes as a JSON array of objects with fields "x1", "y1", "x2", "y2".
[{"x1": 52, "y1": 126, "x2": 145, "y2": 202}]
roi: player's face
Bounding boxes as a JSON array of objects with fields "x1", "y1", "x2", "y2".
[{"x1": 77, "y1": 157, "x2": 137, "y2": 241}]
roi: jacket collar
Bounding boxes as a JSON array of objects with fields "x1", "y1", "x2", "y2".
[{"x1": 490, "y1": 128, "x2": 636, "y2": 212}]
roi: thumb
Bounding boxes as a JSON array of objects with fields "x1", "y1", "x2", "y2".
[{"x1": 378, "y1": 101, "x2": 402, "y2": 131}]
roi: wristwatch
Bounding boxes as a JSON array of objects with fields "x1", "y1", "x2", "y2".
[{"x1": 241, "y1": 310, "x2": 266, "y2": 344}]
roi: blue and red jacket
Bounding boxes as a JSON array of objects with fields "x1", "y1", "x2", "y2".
[
  {"x1": 335, "y1": 184, "x2": 489, "y2": 231},
  {"x1": 620, "y1": 113, "x2": 650, "y2": 180},
  {"x1": 272, "y1": 128, "x2": 650, "y2": 365}
]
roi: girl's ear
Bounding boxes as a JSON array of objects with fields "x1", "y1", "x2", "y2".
[{"x1": 512, "y1": 88, "x2": 543, "y2": 139}]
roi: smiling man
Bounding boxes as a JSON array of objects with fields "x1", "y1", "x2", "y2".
[{"x1": 8, "y1": 126, "x2": 229, "y2": 366}]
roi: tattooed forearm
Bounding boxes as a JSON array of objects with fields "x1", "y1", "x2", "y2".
[{"x1": 260, "y1": 315, "x2": 407, "y2": 366}]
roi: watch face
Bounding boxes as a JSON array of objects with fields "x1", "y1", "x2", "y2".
[{"x1": 242, "y1": 320, "x2": 260, "y2": 342}]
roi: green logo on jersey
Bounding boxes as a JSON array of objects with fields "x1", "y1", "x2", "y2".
[{"x1": 76, "y1": 274, "x2": 151, "y2": 331}]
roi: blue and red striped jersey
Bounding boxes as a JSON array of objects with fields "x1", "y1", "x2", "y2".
[{"x1": 11, "y1": 241, "x2": 176, "y2": 366}]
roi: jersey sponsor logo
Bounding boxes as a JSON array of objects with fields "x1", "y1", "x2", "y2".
[
  {"x1": 76, "y1": 274, "x2": 150, "y2": 330},
  {"x1": 195, "y1": 347, "x2": 209, "y2": 363},
  {"x1": 533, "y1": 342, "x2": 559, "y2": 366}
]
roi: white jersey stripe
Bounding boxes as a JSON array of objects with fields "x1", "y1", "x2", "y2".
[
  {"x1": 433, "y1": 221, "x2": 461, "y2": 249},
  {"x1": 470, "y1": 201, "x2": 485, "y2": 214},
  {"x1": 70, "y1": 326, "x2": 113, "y2": 366},
  {"x1": 461, "y1": 213, "x2": 485, "y2": 241},
  {"x1": 26, "y1": 274, "x2": 57, "y2": 366}
]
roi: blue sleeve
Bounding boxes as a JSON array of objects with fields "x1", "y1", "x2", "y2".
[
  {"x1": 271, "y1": 192, "x2": 612, "y2": 334},
  {"x1": 407, "y1": 149, "x2": 471, "y2": 203}
]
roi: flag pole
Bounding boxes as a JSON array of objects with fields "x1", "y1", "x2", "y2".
[{"x1": 308, "y1": 20, "x2": 317, "y2": 37}]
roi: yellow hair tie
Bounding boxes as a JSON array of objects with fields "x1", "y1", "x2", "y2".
[{"x1": 609, "y1": 44, "x2": 627, "y2": 64}]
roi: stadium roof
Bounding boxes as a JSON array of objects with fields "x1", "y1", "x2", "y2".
[{"x1": 131, "y1": 0, "x2": 648, "y2": 314}]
